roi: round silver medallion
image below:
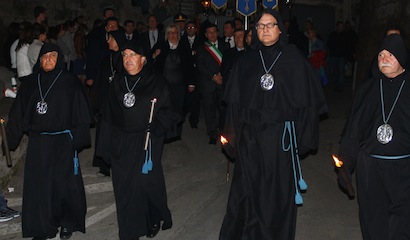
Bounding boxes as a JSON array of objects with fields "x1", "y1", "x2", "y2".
[
  {"x1": 36, "y1": 101, "x2": 48, "y2": 115},
  {"x1": 377, "y1": 123, "x2": 393, "y2": 144},
  {"x1": 123, "y1": 92, "x2": 136, "y2": 108},
  {"x1": 260, "y1": 73, "x2": 274, "y2": 91}
]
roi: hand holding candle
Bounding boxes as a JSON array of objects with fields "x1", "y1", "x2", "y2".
[
  {"x1": 1, "y1": 118, "x2": 12, "y2": 167},
  {"x1": 144, "y1": 98, "x2": 157, "y2": 151},
  {"x1": 332, "y1": 154, "x2": 355, "y2": 198},
  {"x1": 221, "y1": 135, "x2": 231, "y2": 182}
]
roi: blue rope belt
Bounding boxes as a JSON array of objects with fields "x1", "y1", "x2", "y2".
[
  {"x1": 282, "y1": 121, "x2": 307, "y2": 205},
  {"x1": 141, "y1": 138, "x2": 153, "y2": 174},
  {"x1": 40, "y1": 129, "x2": 79, "y2": 175},
  {"x1": 370, "y1": 154, "x2": 410, "y2": 160}
]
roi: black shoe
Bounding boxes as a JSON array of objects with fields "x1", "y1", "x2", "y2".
[
  {"x1": 32, "y1": 237, "x2": 50, "y2": 240},
  {"x1": 60, "y1": 227, "x2": 73, "y2": 240},
  {"x1": 209, "y1": 138, "x2": 217, "y2": 145},
  {"x1": 146, "y1": 222, "x2": 161, "y2": 238},
  {"x1": 96, "y1": 170, "x2": 110, "y2": 177}
]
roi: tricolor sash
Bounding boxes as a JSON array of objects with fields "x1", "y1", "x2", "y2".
[{"x1": 204, "y1": 41, "x2": 223, "y2": 66}]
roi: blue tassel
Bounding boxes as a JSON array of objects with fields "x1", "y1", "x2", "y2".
[
  {"x1": 299, "y1": 179, "x2": 307, "y2": 191},
  {"x1": 141, "y1": 160, "x2": 149, "y2": 174},
  {"x1": 146, "y1": 139, "x2": 153, "y2": 171},
  {"x1": 73, "y1": 156, "x2": 79, "y2": 175},
  {"x1": 147, "y1": 159, "x2": 153, "y2": 171},
  {"x1": 295, "y1": 192, "x2": 303, "y2": 205}
]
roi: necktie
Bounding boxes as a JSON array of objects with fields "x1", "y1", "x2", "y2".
[
  {"x1": 152, "y1": 32, "x2": 156, "y2": 43},
  {"x1": 127, "y1": 35, "x2": 131, "y2": 40}
]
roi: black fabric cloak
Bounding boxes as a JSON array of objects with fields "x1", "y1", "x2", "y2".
[
  {"x1": 219, "y1": 10, "x2": 327, "y2": 240},
  {"x1": 96, "y1": 65, "x2": 179, "y2": 239},
  {"x1": 91, "y1": 30, "x2": 127, "y2": 172},
  {"x1": 339, "y1": 58, "x2": 410, "y2": 239},
  {"x1": 6, "y1": 43, "x2": 91, "y2": 238}
]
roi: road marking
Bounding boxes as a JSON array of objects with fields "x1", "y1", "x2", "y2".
[
  {"x1": 84, "y1": 181, "x2": 113, "y2": 194},
  {"x1": 85, "y1": 203, "x2": 117, "y2": 228}
]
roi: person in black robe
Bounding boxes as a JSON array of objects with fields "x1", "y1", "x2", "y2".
[
  {"x1": 96, "y1": 41, "x2": 179, "y2": 239},
  {"x1": 90, "y1": 29, "x2": 126, "y2": 177},
  {"x1": 219, "y1": 9, "x2": 327, "y2": 240},
  {"x1": 152, "y1": 24, "x2": 194, "y2": 141},
  {"x1": 6, "y1": 43, "x2": 92, "y2": 240},
  {"x1": 338, "y1": 34, "x2": 410, "y2": 240}
]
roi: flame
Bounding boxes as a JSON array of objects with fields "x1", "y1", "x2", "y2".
[
  {"x1": 332, "y1": 154, "x2": 343, "y2": 168},
  {"x1": 220, "y1": 135, "x2": 228, "y2": 145}
]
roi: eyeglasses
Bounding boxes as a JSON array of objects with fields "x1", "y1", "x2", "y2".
[
  {"x1": 186, "y1": 26, "x2": 196, "y2": 29},
  {"x1": 255, "y1": 22, "x2": 278, "y2": 30}
]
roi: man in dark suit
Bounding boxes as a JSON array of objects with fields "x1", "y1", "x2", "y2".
[
  {"x1": 174, "y1": 13, "x2": 187, "y2": 37},
  {"x1": 140, "y1": 15, "x2": 164, "y2": 63},
  {"x1": 123, "y1": 19, "x2": 137, "y2": 41},
  {"x1": 196, "y1": 23, "x2": 230, "y2": 144},
  {"x1": 223, "y1": 20, "x2": 236, "y2": 48},
  {"x1": 180, "y1": 21, "x2": 203, "y2": 129},
  {"x1": 221, "y1": 28, "x2": 246, "y2": 88},
  {"x1": 85, "y1": 15, "x2": 119, "y2": 89}
]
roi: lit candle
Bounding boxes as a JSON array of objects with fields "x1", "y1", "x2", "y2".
[{"x1": 332, "y1": 154, "x2": 355, "y2": 198}]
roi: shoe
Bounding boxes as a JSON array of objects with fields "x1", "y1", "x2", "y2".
[
  {"x1": 32, "y1": 237, "x2": 51, "y2": 240},
  {"x1": 4, "y1": 207, "x2": 21, "y2": 218},
  {"x1": 209, "y1": 138, "x2": 217, "y2": 145},
  {"x1": 0, "y1": 210, "x2": 13, "y2": 222},
  {"x1": 146, "y1": 222, "x2": 161, "y2": 238},
  {"x1": 96, "y1": 170, "x2": 110, "y2": 177},
  {"x1": 60, "y1": 227, "x2": 73, "y2": 240}
]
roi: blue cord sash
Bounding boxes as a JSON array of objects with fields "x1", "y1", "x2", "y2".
[
  {"x1": 282, "y1": 121, "x2": 307, "y2": 205},
  {"x1": 370, "y1": 154, "x2": 410, "y2": 160},
  {"x1": 40, "y1": 129, "x2": 79, "y2": 175},
  {"x1": 142, "y1": 138, "x2": 153, "y2": 174}
]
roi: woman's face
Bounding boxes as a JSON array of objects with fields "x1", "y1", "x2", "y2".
[{"x1": 167, "y1": 27, "x2": 179, "y2": 44}]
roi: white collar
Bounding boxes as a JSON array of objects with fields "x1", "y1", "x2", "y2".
[{"x1": 169, "y1": 42, "x2": 178, "y2": 50}]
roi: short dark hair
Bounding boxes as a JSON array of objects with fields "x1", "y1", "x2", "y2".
[
  {"x1": 224, "y1": 20, "x2": 235, "y2": 29},
  {"x1": 34, "y1": 6, "x2": 46, "y2": 18},
  {"x1": 103, "y1": 7, "x2": 115, "y2": 16},
  {"x1": 233, "y1": 17, "x2": 243, "y2": 24},
  {"x1": 147, "y1": 14, "x2": 158, "y2": 22},
  {"x1": 124, "y1": 19, "x2": 135, "y2": 26},
  {"x1": 105, "y1": 17, "x2": 119, "y2": 26},
  {"x1": 32, "y1": 23, "x2": 46, "y2": 39},
  {"x1": 205, "y1": 23, "x2": 218, "y2": 32},
  {"x1": 234, "y1": 28, "x2": 244, "y2": 33}
]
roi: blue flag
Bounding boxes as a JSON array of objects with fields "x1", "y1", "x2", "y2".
[
  {"x1": 236, "y1": 0, "x2": 257, "y2": 17},
  {"x1": 262, "y1": 0, "x2": 277, "y2": 9},
  {"x1": 212, "y1": 0, "x2": 227, "y2": 9}
]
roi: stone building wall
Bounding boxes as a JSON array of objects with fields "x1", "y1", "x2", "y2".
[{"x1": 355, "y1": 0, "x2": 410, "y2": 89}]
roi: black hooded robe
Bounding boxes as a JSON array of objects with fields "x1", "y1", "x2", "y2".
[
  {"x1": 96, "y1": 66, "x2": 178, "y2": 239},
  {"x1": 339, "y1": 35, "x2": 410, "y2": 239},
  {"x1": 91, "y1": 30, "x2": 127, "y2": 173},
  {"x1": 6, "y1": 44, "x2": 91, "y2": 238},
  {"x1": 219, "y1": 10, "x2": 327, "y2": 240}
]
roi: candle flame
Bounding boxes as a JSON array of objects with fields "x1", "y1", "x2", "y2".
[
  {"x1": 332, "y1": 154, "x2": 343, "y2": 168},
  {"x1": 220, "y1": 135, "x2": 228, "y2": 145}
]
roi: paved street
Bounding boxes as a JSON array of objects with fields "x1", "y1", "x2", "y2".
[{"x1": 0, "y1": 79, "x2": 363, "y2": 240}]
